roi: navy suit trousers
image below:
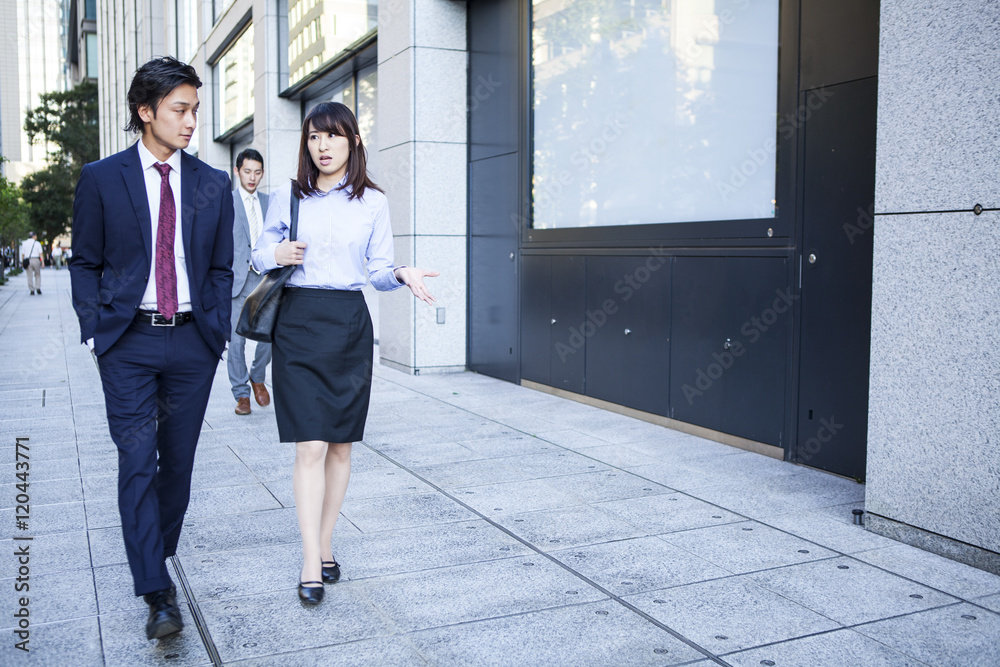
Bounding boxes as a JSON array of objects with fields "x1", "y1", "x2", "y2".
[{"x1": 98, "y1": 318, "x2": 218, "y2": 596}]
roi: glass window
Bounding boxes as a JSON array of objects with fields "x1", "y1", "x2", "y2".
[
  {"x1": 217, "y1": 24, "x2": 255, "y2": 137},
  {"x1": 303, "y1": 64, "x2": 378, "y2": 176},
  {"x1": 531, "y1": 0, "x2": 780, "y2": 229},
  {"x1": 288, "y1": 0, "x2": 377, "y2": 88},
  {"x1": 177, "y1": 0, "x2": 200, "y2": 63},
  {"x1": 85, "y1": 0, "x2": 97, "y2": 20},
  {"x1": 85, "y1": 32, "x2": 98, "y2": 79},
  {"x1": 213, "y1": 0, "x2": 235, "y2": 24}
]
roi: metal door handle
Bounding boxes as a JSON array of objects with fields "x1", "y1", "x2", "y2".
[{"x1": 723, "y1": 338, "x2": 732, "y2": 350}]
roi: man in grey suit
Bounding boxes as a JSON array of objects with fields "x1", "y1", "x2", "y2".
[{"x1": 229, "y1": 148, "x2": 272, "y2": 415}]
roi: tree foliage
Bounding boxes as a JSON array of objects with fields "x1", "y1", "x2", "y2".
[
  {"x1": 21, "y1": 81, "x2": 99, "y2": 240},
  {"x1": 0, "y1": 157, "x2": 31, "y2": 245}
]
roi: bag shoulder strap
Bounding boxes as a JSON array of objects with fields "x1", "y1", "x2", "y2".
[{"x1": 289, "y1": 189, "x2": 299, "y2": 242}]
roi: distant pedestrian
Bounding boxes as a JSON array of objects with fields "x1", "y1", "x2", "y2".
[
  {"x1": 229, "y1": 148, "x2": 272, "y2": 415},
  {"x1": 52, "y1": 243, "x2": 64, "y2": 269},
  {"x1": 20, "y1": 231, "x2": 44, "y2": 294},
  {"x1": 251, "y1": 102, "x2": 438, "y2": 605},
  {"x1": 69, "y1": 56, "x2": 234, "y2": 641}
]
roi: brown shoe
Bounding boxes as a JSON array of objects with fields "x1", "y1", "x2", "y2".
[
  {"x1": 235, "y1": 397, "x2": 251, "y2": 415},
  {"x1": 251, "y1": 382, "x2": 270, "y2": 407}
]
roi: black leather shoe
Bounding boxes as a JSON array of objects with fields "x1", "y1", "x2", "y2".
[
  {"x1": 322, "y1": 559, "x2": 341, "y2": 584},
  {"x1": 298, "y1": 581, "x2": 324, "y2": 605},
  {"x1": 143, "y1": 586, "x2": 183, "y2": 640}
]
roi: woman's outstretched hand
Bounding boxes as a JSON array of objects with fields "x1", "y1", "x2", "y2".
[{"x1": 394, "y1": 266, "x2": 440, "y2": 305}]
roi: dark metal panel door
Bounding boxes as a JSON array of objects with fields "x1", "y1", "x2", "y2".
[
  {"x1": 469, "y1": 154, "x2": 520, "y2": 382},
  {"x1": 520, "y1": 255, "x2": 551, "y2": 386},
  {"x1": 586, "y1": 255, "x2": 671, "y2": 416},
  {"x1": 796, "y1": 78, "x2": 877, "y2": 479},
  {"x1": 549, "y1": 255, "x2": 586, "y2": 394},
  {"x1": 671, "y1": 256, "x2": 788, "y2": 446}
]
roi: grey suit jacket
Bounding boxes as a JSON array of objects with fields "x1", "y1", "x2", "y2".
[{"x1": 231, "y1": 188, "x2": 270, "y2": 297}]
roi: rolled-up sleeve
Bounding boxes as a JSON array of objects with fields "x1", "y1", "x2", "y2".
[
  {"x1": 252, "y1": 184, "x2": 288, "y2": 273},
  {"x1": 366, "y1": 195, "x2": 405, "y2": 292}
]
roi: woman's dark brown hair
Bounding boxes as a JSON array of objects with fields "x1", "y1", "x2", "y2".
[{"x1": 293, "y1": 102, "x2": 382, "y2": 200}]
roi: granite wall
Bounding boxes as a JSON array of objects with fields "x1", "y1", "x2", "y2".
[{"x1": 866, "y1": 0, "x2": 1000, "y2": 570}]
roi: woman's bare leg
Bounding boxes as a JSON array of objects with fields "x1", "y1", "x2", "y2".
[
  {"x1": 320, "y1": 442, "x2": 352, "y2": 562},
  {"x1": 294, "y1": 440, "x2": 328, "y2": 584}
]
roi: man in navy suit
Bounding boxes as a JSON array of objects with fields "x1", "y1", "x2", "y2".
[
  {"x1": 69, "y1": 57, "x2": 234, "y2": 640},
  {"x1": 229, "y1": 148, "x2": 271, "y2": 415}
]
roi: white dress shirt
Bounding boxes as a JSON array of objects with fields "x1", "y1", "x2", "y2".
[
  {"x1": 20, "y1": 238, "x2": 42, "y2": 259},
  {"x1": 136, "y1": 139, "x2": 192, "y2": 312},
  {"x1": 252, "y1": 180, "x2": 405, "y2": 293},
  {"x1": 239, "y1": 184, "x2": 264, "y2": 247}
]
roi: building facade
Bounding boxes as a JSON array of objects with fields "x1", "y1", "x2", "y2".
[
  {"x1": 88, "y1": 0, "x2": 998, "y2": 572},
  {"x1": 0, "y1": 0, "x2": 73, "y2": 182}
]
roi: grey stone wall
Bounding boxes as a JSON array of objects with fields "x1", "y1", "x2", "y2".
[{"x1": 866, "y1": 0, "x2": 1000, "y2": 564}]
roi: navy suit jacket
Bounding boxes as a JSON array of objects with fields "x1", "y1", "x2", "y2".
[{"x1": 70, "y1": 143, "x2": 235, "y2": 357}]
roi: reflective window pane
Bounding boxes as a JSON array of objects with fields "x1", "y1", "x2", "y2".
[
  {"x1": 288, "y1": 0, "x2": 377, "y2": 88},
  {"x1": 85, "y1": 0, "x2": 96, "y2": 20},
  {"x1": 85, "y1": 32, "x2": 98, "y2": 79},
  {"x1": 218, "y1": 24, "x2": 255, "y2": 136},
  {"x1": 532, "y1": 0, "x2": 779, "y2": 229}
]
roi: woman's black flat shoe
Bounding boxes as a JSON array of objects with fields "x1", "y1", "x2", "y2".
[
  {"x1": 322, "y1": 560, "x2": 341, "y2": 584},
  {"x1": 298, "y1": 581, "x2": 324, "y2": 605}
]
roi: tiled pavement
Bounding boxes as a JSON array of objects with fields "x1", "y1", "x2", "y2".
[{"x1": 2, "y1": 268, "x2": 999, "y2": 666}]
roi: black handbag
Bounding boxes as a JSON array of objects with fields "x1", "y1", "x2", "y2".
[{"x1": 235, "y1": 191, "x2": 300, "y2": 343}]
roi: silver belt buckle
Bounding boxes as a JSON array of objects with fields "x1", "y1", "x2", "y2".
[{"x1": 151, "y1": 313, "x2": 176, "y2": 326}]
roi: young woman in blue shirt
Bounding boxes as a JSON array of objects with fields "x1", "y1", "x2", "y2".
[{"x1": 252, "y1": 101, "x2": 438, "y2": 604}]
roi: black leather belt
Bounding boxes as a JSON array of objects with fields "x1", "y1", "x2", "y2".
[{"x1": 135, "y1": 311, "x2": 194, "y2": 326}]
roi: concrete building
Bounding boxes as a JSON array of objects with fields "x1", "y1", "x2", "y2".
[
  {"x1": 0, "y1": 0, "x2": 72, "y2": 181},
  {"x1": 88, "y1": 0, "x2": 998, "y2": 573}
]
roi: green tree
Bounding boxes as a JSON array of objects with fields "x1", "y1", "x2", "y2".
[
  {"x1": 0, "y1": 157, "x2": 31, "y2": 281},
  {"x1": 22, "y1": 81, "x2": 99, "y2": 241}
]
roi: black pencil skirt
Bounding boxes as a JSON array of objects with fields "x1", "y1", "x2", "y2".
[{"x1": 271, "y1": 287, "x2": 374, "y2": 443}]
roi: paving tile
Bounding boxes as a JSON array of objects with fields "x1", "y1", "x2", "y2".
[
  {"x1": 198, "y1": 583, "x2": 393, "y2": 662},
  {"x1": 0, "y1": 500, "x2": 86, "y2": 538},
  {"x1": 626, "y1": 576, "x2": 839, "y2": 654},
  {"x1": 628, "y1": 462, "x2": 741, "y2": 493},
  {"x1": 412, "y1": 457, "x2": 536, "y2": 489},
  {"x1": 334, "y1": 519, "x2": 532, "y2": 579},
  {"x1": 534, "y1": 429, "x2": 618, "y2": 451},
  {"x1": 99, "y1": 604, "x2": 211, "y2": 666},
  {"x1": 178, "y1": 542, "x2": 301, "y2": 602},
  {"x1": 723, "y1": 628, "x2": 922, "y2": 666},
  {"x1": 262, "y1": 478, "x2": 294, "y2": 507},
  {"x1": 596, "y1": 493, "x2": 743, "y2": 535},
  {"x1": 227, "y1": 636, "x2": 428, "y2": 666},
  {"x1": 189, "y1": 459, "x2": 260, "y2": 488},
  {"x1": 501, "y1": 504, "x2": 647, "y2": 552},
  {"x1": 0, "y1": 476, "x2": 83, "y2": 509},
  {"x1": 621, "y1": 435, "x2": 744, "y2": 462},
  {"x1": 185, "y1": 483, "x2": 283, "y2": 518},
  {"x1": 852, "y1": 543, "x2": 1000, "y2": 601},
  {"x1": 975, "y1": 593, "x2": 1000, "y2": 614},
  {"x1": 342, "y1": 492, "x2": 477, "y2": 532},
  {"x1": 0, "y1": 441, "x2": 77, "y2": 464},
  {"x1": 551, "y1": 536, "x2": 731, "y2": 596},
  {"x1": 89, "y1": 527, "x2": 129, "y2": 567},
  {"x1": 8, "y1": 457, "x2": 79, "y2": 483},
  {"x1": 661, "y1": 520, "x2": 838, "y2": 574},
  {"x1": 408, "y1": 600, "x2": 705, "y2": 666},
  {"x1": 376, "y1": 440, "x2": 483, "y2": 467},
  {"x1": 0, "y1": 567, "x2": 97, "y2": 628},
  {"x1": 543, "y1": 470, "x2": 673, "y2": 504},
  {"x1": 82, "y1": 473, "x2": 118, "y2": 501},
  {"x1": 854, "y1": 602, "x2": 1000, "y2": 667},
  {"x1": 0, "y1": 531, "x2": 92, "y2": 576},
  {"x1": 453, "y1": 478, "x2": 583, "y2": 517},
  {"x1": 357, "y1": 555, "x2": 606, "y2": 632},
  {"x1": 0, "y1": 616, "x2": 103, "y2": 666},
  {"x1": 747, "y1": 556, "x2": 959, "y2": 625},
  {"x1": 93, "y1": 562, "x2": 149, "y2": 613},
  {"x1": 500, "y1": 450, "x2": 611, "y2": 478},
  {"x1": 460, "y1": 433, "x2": 559, "y2": 458},
  {"x1": 176, "y1": 508, "x2": 304, "y2": 555},
  {"x1": 566, "y1": 444, "x2": 664, "y2": 468},
  {"x1": 344, "y1": 467, "x2": 435, "y2": 500},
  {"x1": 757, "y1": 509, "x2": 900, "y2": 554}
]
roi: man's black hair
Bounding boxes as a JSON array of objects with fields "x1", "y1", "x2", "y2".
[
  {"x1": 125, "y1": 56, "x2": 202, "y2": 134},
  {"x1": 236, "y1": 148, "x2": 265, "y2": 170}
]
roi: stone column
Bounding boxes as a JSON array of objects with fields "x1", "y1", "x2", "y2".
[
  {"x1": 254, "y1": 0, "x2": 300, "y2": 191},
  {"x1": 866, "y1": 0, "x2": 1000, "y2": 572},
  {"x1": 376, "y1": 0, "x2": 468, "y2": 374}
]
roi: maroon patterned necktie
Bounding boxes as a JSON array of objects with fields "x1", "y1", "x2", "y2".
[{"x1": 153, "y1": 163, "x2": 178, "y2": 319}]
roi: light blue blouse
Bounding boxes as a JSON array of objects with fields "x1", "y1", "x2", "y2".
[{"x1": 251, "y1": 180, "x2": 405, "y2": 292}]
